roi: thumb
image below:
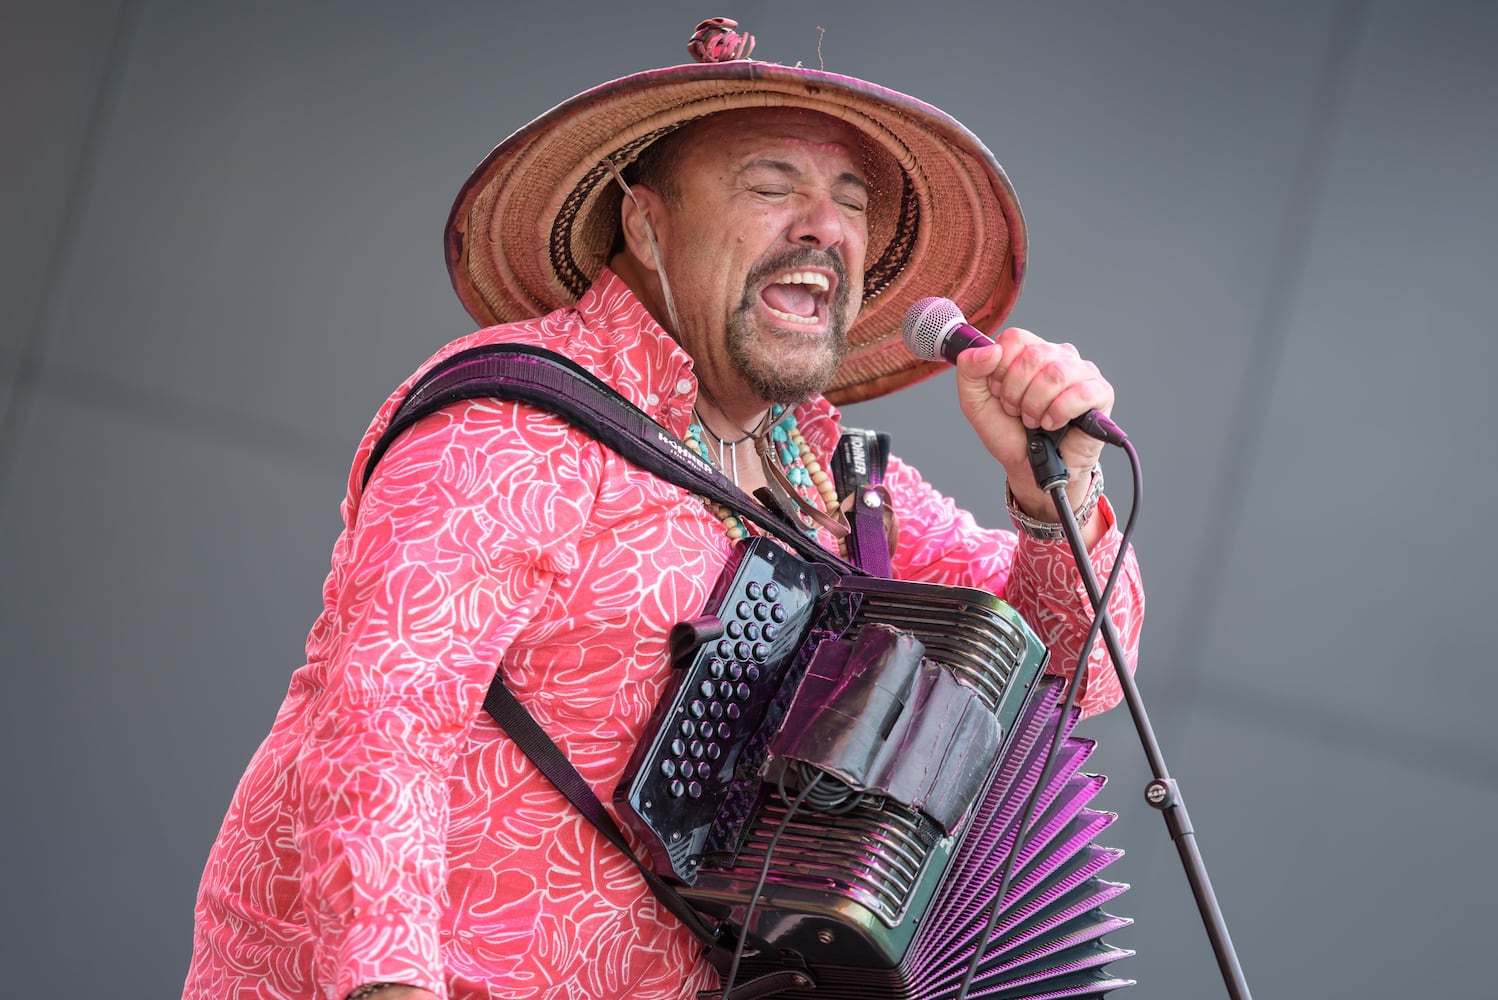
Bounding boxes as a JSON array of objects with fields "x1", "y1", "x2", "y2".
[{"x1": 952, "y1": 341, "x2": 1008, "y2": 423}]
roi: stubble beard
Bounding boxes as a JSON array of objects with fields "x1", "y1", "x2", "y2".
[{"x1": 726, "y1": 249, "x2": 855, "y2": 405}]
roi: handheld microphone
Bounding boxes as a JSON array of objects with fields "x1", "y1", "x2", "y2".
[{"x1": 901, "y1": 296, "x2": 1128, "y2": 447}]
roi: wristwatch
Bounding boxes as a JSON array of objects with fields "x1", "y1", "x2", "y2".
[{"x1": 1005, "y1": 466, "x2": 1104, "y2": 541}]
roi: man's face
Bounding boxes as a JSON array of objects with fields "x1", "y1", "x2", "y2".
[{"x1": 645, "y1": 109, "x2": 871, "y2": 408}]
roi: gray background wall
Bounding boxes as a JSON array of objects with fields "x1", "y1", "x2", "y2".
[{"x1": 3, "y1": 1, "x2": 1494, "y2": 997}]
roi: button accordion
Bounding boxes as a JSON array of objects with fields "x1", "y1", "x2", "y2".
[{"x1": 616, "y1": 538, "x2": 1134, "y2": 999}]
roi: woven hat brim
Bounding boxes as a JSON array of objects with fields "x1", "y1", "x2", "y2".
[{"x1": 445, "y1": 61, "x2": 1026, "y2": 404}]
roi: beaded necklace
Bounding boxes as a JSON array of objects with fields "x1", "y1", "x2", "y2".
[{"x1": 685, "y1": 404, "x2": 841, "y2": 541}]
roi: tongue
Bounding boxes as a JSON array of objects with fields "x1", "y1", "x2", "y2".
[{"x1": 761, "y1": 283, "x2": 817, "y2": 318}]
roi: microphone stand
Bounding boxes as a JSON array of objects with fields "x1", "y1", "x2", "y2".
[{"x1": 1026, "y1": 428, "x2": 1252, "y2": 1000}]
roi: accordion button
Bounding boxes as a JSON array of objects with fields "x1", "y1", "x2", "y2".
[
  {"x1": 751, "y1": 643, "x2": 769, "y2": 661},
  {"x1": 726, "y1": 620, "x2": 743, "y2": 639},
  {"x1": 745, "y1": 664, "x2": 761, "y2": 681},
  {"x1": 735, "y1": 600, "x2": 752, "y2": 619},
  {"x1": 735, "y1": 683, "x2": 751, "y2": 701},
  {"x1": 753, "y1": 603, "x2": 769, "y2": 621},
  {"x1": 689, "y1": 700, "x2": 705, "y2": 719},
  {"x1": 699, "y1": 680, "x2": 716, "y2": 698},
  {"x1": 687, "y1": 781, "x2": 703, "y2": 798},
  {"x1": 697, "y1": 761, "x2": 712, "y2": 779},
  {"x1": 764, "y1": 582, "x2": 781, "y2": 600},
  {"x1": 746, "y1": 582, "x2": 762, "y2": 600},
  {"x1": 708, "y1": 702, "x2": 724, "y2": 719},
  {"x1": 670, "y1": 779, "x2": 685, "y2": 798},
  {"x1": 716, "y1": 639, "x2": 733, "y2": 658},
  {"x1": 707, "y1": 743, "x2": 722, "y2": 761},
  {"x1": 660, "y1": 759, "x2": 677, "y2": 778},
  {"x1": 734, "y1": 641, "x2": 750, "y2": 659},
  {"x1": 709, "y1": 658, "x2": 726, "y2": 679},
  {"x1": 680, "y1": 720, "x2": 696, "y2": 737},
  {"x1": 689, "y1": 740, "x2": 704, "y2": 758},
  {"x1": 762, "y1": 625, "x2": 778, "y2": 642},
  {"x1": 671, "y1": 738, "x2": 686, "y2": 756},
  {"x1": 743, "y1": 622, "x2": 760, "y2": 640},
  {"x1": 725, "y1": 704, "x2": 741, "y2": 721},
  {"x1": 770, "y1": 604, "x2": 787, "y2": 623}
]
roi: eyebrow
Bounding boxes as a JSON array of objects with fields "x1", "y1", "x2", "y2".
[{"x1": 739, "y1": 157, "x2": 869, "y2": 194}]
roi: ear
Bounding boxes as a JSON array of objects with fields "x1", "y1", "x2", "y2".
[{"x1": 618, "y1": 185, "x2": 670, "y2": 275}]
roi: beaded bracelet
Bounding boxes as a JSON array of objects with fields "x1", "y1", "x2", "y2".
[{"x1": 1005, "y1": 466, "x2": 1104, "y2": 540}]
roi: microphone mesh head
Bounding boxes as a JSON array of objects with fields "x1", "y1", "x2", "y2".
[{"x1": 902, "y1": 296, "x2": 966, "y2": 361}]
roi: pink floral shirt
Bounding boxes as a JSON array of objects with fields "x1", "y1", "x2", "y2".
[{"x1": 184, "y1": 270, "x2": 1143, "y2": 1000}]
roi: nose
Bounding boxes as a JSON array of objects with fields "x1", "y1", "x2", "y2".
[{"x1": 789, "y1": 192, "x2": 847, "y2": 251}]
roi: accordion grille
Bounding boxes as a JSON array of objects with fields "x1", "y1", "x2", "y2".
[
  {"x1": 840, "y1": 583, "x2": 1035, "y2": 712},
  {"x1": 726, "y1": 794, "x2": 939, "y2": 926}
]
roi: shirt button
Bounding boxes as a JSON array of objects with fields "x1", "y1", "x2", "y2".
[
  {"x1": 645, "y1": 393, "x2": 660, "y2": 407},
  {"x1": 675, "y1": 378, "x2": 693, "y2": 395}
]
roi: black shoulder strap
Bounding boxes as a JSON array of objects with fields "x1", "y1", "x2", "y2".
[
  {"x1": 831, "y1": 429, "x2": 894, "y2": 577},
  {"x1": 362, "y1": 343, "x2": 857, "y2": 576},
  {"x1": 359, "y1": 343, "x2": 851, "y2": 989}
]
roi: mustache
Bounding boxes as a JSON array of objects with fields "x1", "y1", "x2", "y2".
[{"x1": 744, "y1": 247, "x2": 850, "y2": 301}]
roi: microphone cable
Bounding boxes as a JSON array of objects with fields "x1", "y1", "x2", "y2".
[{"x1": 716, "y1": 768, "x2": 828, "y2": 1000}]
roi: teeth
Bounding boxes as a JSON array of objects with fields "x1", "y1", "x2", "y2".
[
  {"x1": 774, "y1": 270, "x2": 830, "y2": 293},
  {"x1": 766, "y1": 306, "x2": 821, "y2": 325}
]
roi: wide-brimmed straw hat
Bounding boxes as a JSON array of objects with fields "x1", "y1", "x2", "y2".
[{"x1": 444, "y1": 17, "x2": 1026, "y2": 404}]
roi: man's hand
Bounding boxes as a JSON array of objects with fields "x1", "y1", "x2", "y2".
[{"x1": 952, "y1": 328, "x2": 1114, "y2": 542}]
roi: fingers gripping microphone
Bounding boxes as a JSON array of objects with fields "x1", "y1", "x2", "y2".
[{"x1": 901, "y1": 297, "x2": 1128, "y2": 447}]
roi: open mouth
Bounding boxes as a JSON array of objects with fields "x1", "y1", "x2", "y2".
[{"x1": 759, "y1": 270, "x2": 833, "y2": 327}]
